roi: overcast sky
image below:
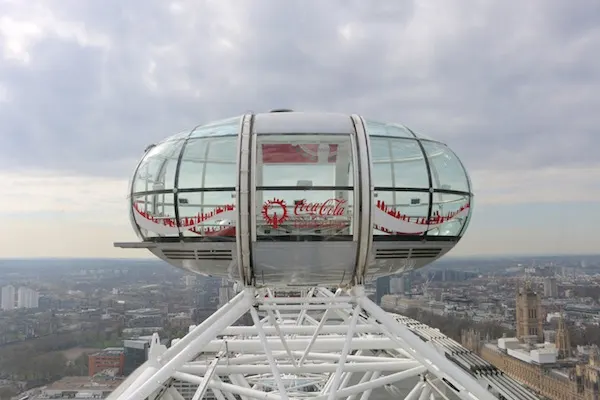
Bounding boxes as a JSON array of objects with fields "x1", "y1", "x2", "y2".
[{"x1": 0, "y1": 0, "x2": 599, "y2": 258}]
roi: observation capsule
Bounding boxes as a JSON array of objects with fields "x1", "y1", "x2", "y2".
[{"x1": 118, "y1": 111, "x2": 473, "y2": 288}]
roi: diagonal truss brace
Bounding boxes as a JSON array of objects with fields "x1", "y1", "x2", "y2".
[{"x1": 107, "y1": 286, "x2": 497, "y2": 400}]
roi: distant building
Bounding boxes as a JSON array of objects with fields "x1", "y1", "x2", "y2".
[
  {"x1": 463, "y1": 329, "x2": 600, "y2": 400},
  {"x1": 544, "y1": 329, "x2": 557, "y2": 344},
  {"x1": 172, "y1": 379, "x2": 217, "y2": 400},
  {"x1": 88, "y1": 347, "x2": 125, "y2": 376},
  {"x1": 380, "y1": 294, "x2": 427, "y2": 312},
  {"x1": 218, "y1": 279, "x2": 235, "y2": 308},
  {"x1": 169, "y1": 313, "x2": 193, "y2": 329},
  {"x1": 123, "y1": 337, "x2": 152, "y2": 375},
  {"x1": 460, "y1": 284, "x2": 600, "y2": 400},
  {"x1": 126, "y1": 308, "x2": 164, "y2": 328},
  {"x1": 564, "y1": 304, "x2": 600, "y2": 318},
  {"x1": 27, "y1": 376, "x2": 124, "y2": 400},
  {"x1": 1, "y1": 285, "x2": 15, "y2": 310},
  {"x1": 17, "y1": 286, "x2": 39, "y2": 309},
  {"x1": 544, "y1": 277, "x2": 558, "y2": 298},
  {"x1": 390, "y1": 276, "x2": 403, "y2": 294},
  {"x1": 555, "y1": 314, "x2": 571, "y2": 359},
  {"x1": 390, "y1": 275, "x2": 411, "y2": 295},
  {"x1": 375, "y1": 276, "x2": 390, "y2": 304},
  {"x1": 184, "y1": 275, "x2": 197, "y2": 287},
  {"x1": 515, "y1": 283, "x2": 544, "y2": 343},
  {"x1": 122, "y1": 327, "x2": 164, "y2": 338}
]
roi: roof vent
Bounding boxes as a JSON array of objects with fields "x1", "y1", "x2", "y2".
[{"x1": 269, "y1": 108, "x2": 294, "y2": 113}]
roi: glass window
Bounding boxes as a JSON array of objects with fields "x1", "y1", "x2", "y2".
[
  {"x1": 364, "y1": 120, "x2": 416, "y2": 138},
  {"x1": 458, "y1": 195, "x2": 474, "y2": 237},
  {"x1": 177, "y1": 191, "x2": 236, "y2": 238},
  {"x1": 411, "y1": 130, "x2": 437, "y2": 141},
  {"x1": 178, "y1": 137, "x2": 238, "y2": 189},
  {"x1": 370, "y1": 137, "x2": 429, "y2": 188},
  {"x1": 132, "y1": 193, "x2": 178, "y2": 238},
  {"x1": 373, "y1": 191, "x2": 429, "y2": 236},
  {"x1": 255, "y1": 133, "x2": 355, "y2": 239},
  {"x1": 372, "y1": 162, "x2": 393, "y2": 187},
  {"x1": 133, "y1": 140, "x2": 184, "y2": 193},
  {"x1": 188, "y1": 116, "x2": 241, "y2": 138},
  {"x1": 257, "y1": 190, "x2": 353, "y2": 237},
  {"x1": 421, "y1": 141, "x2": 470, "y2": 192},
  {"x1": 427, "y1": 193, "x2": 471, "y2": 236},
  {"x1": 257, "y1": 135, "x2": 354, "y2": 187},
  {"x1": 159, "y1": 130, "x2": 193, "y2": 143}
]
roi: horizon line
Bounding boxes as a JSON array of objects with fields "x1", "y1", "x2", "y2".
[{"x1": 0, "y1": 253, "x2": 598, "y2": 262}]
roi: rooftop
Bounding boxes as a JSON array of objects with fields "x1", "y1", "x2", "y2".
[
  {"x1": 91, "y1": 348, "x2": 124, "y2": 357},
  {"x1": 44, "y1": 376, "x2": 124, "y2": 392}
]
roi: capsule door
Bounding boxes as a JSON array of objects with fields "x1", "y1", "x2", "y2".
[{"x1": 249, "y1": 115, "x2": 359, "y2": 287}]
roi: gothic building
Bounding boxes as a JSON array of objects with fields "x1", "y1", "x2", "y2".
[
  {"x1": 515, "y1": 282, "x2": 544, "y2": 343},
  {"x1": 555, "y1": 313, "x2": 571, "y2": 359},
  {"x1": 460, "y1": 284, "x2": 600, "y2": 400}
]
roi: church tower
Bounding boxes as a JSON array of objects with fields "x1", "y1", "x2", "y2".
[
  {"x1": 555, "y1": 313, "x2": 571, "y2": 358},
  {"x1": 515, "y1": 282, "x2": 544, "y2": 343}
]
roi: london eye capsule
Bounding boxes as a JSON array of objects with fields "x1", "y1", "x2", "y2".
[{"x1": 118, "y1": 111, "x2": 473, "y2": 288}]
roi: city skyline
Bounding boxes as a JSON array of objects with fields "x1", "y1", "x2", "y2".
[{"x1": 1, "y1": 1, "x2": 599, "y2": 258}]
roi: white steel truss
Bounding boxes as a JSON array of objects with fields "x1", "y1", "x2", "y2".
[{"x1": 108, "y1": 286, "x2": 497, "y2": 400}]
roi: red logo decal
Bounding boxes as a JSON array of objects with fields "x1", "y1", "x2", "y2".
[
  {"x1": 262, "y1": 198, "x2": 348, "y2": 229},
  {"x1": 294, "y1": 198, "x2": 346, "y2": 217},
  {"x1": 262, "y1": 198, "x2": 289, "y2": 229}
]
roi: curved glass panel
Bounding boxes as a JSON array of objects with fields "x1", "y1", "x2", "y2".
[
  {"x1": 188, "y1": 116, "x2": 242, "y2": 138},
  {"x1": 370, "y1": 137, "x2": 429, "y2": 188},
  {"x1": 254, "y1": 112, "x2": 354, "y2": 135},
  {"x1": 258, "y1": 136, "x2": 354, "y2": 187},
  {"x1": 421, "y1": 141, "x2": 470, "y2": 192},
  {"x1": 132, "y1": 193, "x2": 178, "y2": 238},
  {"x1": 365, "y1": 120, "x2": 416, "y2": 138},
  {"x1": 464, "y1": 161, "x2": 474, "y2": 193},
  {"x1": 373, "y1": 190, "x2": 429, "y2": 235},
  {"x1": 411, "y1": 130, "x2": 437, "y2": 142},
  {"x1": 177, "y1": 191, "x2": 236, "y2": 239},
  {"x1": 255, "y1": 134, "x2": 355, "y2": 239},
  {"x1": 175, "y1": 134, "x2": 237, "y2": 238},
  {"x1": 459, "y1": 195, "x2": 474, "y2": 237},
  {"x1": 133, "y1": 140, "x2": 184, "y2": 193},
  {"x1": 159, "y1": 130, "x2": 193, "y2": 143},
  {"x1": 178, "y1": 137, "x2": 238, "y2": 189},
  {"x1": 427, "y1": 193, "x2": 471, "y2": 236}
]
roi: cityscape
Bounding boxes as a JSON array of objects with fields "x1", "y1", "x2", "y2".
[
  {"x1": 0, "y1": 255, "x2": 599, "y2": 399},
  {"x1": 2, "y1": 1, "x2": 600, "y2": 400}
]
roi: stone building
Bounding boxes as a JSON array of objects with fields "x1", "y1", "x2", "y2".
[
  {"x1": 462, "y1": 328, "x2": 600, "y2": 400},
  {"x1": 515, "y1": 283, "x2": 544, "y2": 343},
  {"x1": 461, "y1": 285, "x2": 600, "y2": 400},
  {"x1": 555, "y1": 314, "x2": 571, "y2": 359}
]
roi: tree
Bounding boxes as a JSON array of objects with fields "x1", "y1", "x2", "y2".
[{"x1": 399, "y1": 307, "x2": 513, "y2": 342}]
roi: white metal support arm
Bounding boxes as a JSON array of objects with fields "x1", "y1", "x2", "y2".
[{"x1": 108, "y1": 286, "x2": 499, "y2": 400}]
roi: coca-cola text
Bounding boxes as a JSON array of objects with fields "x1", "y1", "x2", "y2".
[
  {"x1": 293, "y1": 199, "x2": 346, "y2": 216},
  {"x1": 262, "y1": 198, "x2": 349, "y2": 230}
]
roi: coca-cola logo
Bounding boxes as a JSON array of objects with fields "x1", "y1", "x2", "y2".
[
  {"x1": 262, "y1": 198, "x2": 288, "y2": 229},
  {"x1": 262, "y1": 198, "x2": 348, "y2": 229},
  {"x1": 294, "y1": 198, "x2": 346, "y2": 217}
]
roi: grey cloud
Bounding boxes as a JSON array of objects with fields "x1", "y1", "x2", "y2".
[{"x1": 0, "y1": 0, "x2": 599, "y2": 177}]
